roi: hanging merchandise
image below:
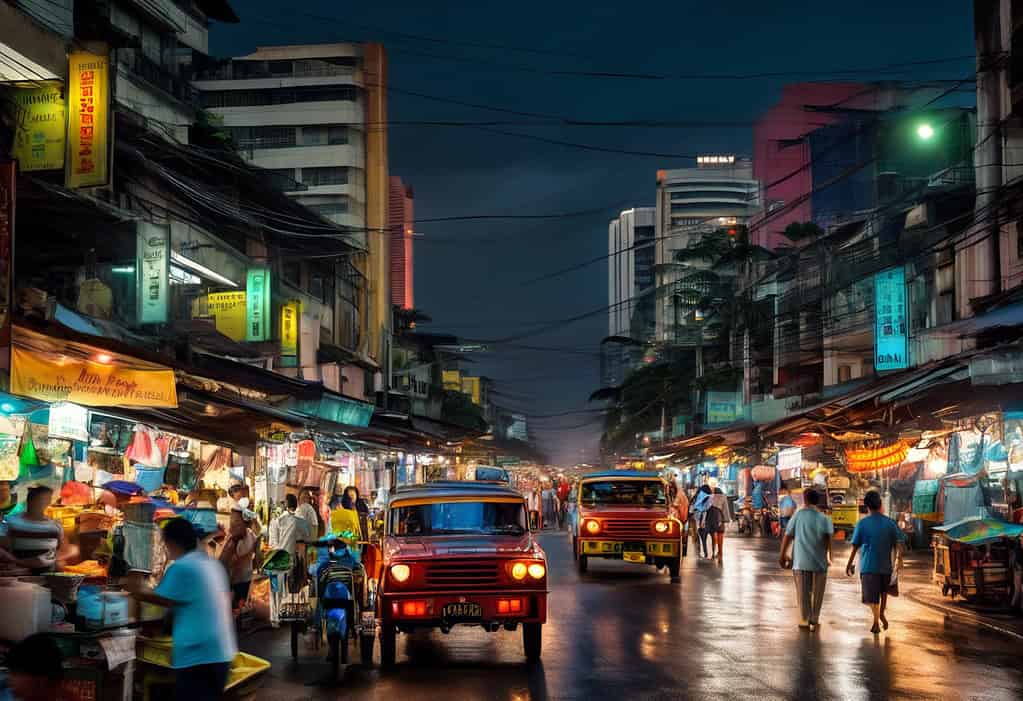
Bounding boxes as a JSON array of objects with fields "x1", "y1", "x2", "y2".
[
  {"x1": 17, "y1": 420, "x2": 39, "y2": 482},
  {"x1": 124, "y1": 425, "x2": 165, "y2": 467},
  {"x1": 0, "y1": 435, "x2": 19, "y2": 481},
  {"x1": 845, "y1": 440, "x2": 910, "y2": 473}
]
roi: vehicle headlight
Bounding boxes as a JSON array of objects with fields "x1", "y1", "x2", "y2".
[
  {"x1": 527, "y1": 562, "x2": 546, "y2": 579},
  {"x1": 390, "y1": 564, "x2": 411, "y2": 583},
  {"x1": 584, "y1": 519, "x2": 601, "y2": 534},
  {"x1": 510, "y1": 562, "x2": 528, "y2": 580},
  {"x1": 654, "y1": 520, "x2": 671, "y2": 534}
]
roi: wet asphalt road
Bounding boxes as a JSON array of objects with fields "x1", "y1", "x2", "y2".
[{"x1": 242, "y1": 532, "x2": 1023, "y2": 700}]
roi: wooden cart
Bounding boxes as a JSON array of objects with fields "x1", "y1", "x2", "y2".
[{"x1": 932, "y1": 534, "x2": 1013, "y2": 603}]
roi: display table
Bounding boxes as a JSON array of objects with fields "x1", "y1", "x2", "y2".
[{"x1": 1, "y1": 629, "x2": 135, "y2": 701}]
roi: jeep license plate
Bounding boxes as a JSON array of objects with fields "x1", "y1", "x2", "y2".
[
  {"x1": 442, "y1": 602, "x2": 482, "y2": 620},
  {"x1": 623, "y1": 551, "x2": 645, "y2": 563}
]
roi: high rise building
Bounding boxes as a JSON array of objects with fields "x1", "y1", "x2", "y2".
[
  {"x1": 654, "y1": 158, "x2": 760, "y2": 345},
  {"x1": 389, "y1": 177, "x2": 415, "y2": 309},
  {"x1": 194, "y1": 42, "x2": 390, "y2": 363},
  {"x1": 604, "y1": 207, "x2": 655, "y2": 387}
]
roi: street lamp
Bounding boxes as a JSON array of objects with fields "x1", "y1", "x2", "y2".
[{"x1": 916, "y1": 123, "x2": 935, "y2": 141}]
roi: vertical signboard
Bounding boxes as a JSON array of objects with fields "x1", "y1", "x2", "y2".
[
  {"x1": 279, "y1": 300, "x2": 299, "y2": 365},
  {"x1": 873, "y1": 266, "x2": 908, "y2": 372},
  {"x1": 245, "y1": 267, "x2": 271, "y2": 341},
  {"x1": 0, "y1": 162, "x2": 12, "y2": 371},
  {"x1": 136, "y1": 223, "x2": 169, "y2": 324},
  {"x1": 10, "y1": 84, "x2": 66, "y2": 172},
  {"x1": 66, "y1": 51, "x2": 110, "y2": 188}
]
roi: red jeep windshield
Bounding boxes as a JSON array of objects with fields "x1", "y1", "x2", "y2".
[
  {"x1": 390, "y1": 501, "x2": 527, "y2": 536},
  {"x1": 581, "y1": 480, "x2": 666, "y2": 507}
]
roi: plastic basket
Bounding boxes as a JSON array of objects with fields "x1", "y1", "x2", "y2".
[
  {"x1": 137, "y1": 636, "x2": 174, "y2": 667},
  {"x1": 134, "y1": 466, "x2": 167, "y2": 494}
]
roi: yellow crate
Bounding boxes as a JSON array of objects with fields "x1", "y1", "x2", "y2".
[{"x1": 137, "y1": 636, "x2": 173, "y2": 668}]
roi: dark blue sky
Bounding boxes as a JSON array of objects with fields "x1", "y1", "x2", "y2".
[{"x1": 211, "y1": 0, "x2": 974, "y2": 465}]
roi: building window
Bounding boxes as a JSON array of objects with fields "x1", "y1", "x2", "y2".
[
  {"x1": 267, "y1": 168, "x2": 299, "y2": 191},
  {"x1": 201, "y1": 86, "x2": 358, "y2": 108},
  {"x1": 224, "y1": 126, "x2": 296, "y2": 149},
  {"x1": 308, "y1": 201, "x2": 349, "y2": 216},
  {"x1": 301, "y1": 125, "x2": 348, "y2": 145},
  {"x1": 302, "y1": 167, "x2": 348, "y2": 186}
]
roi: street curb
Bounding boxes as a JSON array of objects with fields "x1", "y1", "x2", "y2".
[{"x1": 905, "y1": 588, "x2": 1023, "y2": 641}]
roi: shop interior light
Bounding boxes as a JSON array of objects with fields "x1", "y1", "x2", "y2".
[
  {"x1": 0, "y1": 403, "x2": 14, "y2": 413},
  {"x1": 170, "y1": 251, "x2": 238, "y2": 288},
  {"x1": 94, "y1": 353, "x2": 113, "y2": 364},
  {"x1": 110, "y1": 266, "x2": 135, "y2": 274}
]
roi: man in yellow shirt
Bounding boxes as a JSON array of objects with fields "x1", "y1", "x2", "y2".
[{"x1": 329, "y1": 493, "x2": 362, "y2": 546}]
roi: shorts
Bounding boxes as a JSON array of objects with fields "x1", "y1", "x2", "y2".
[{"x1": 860, "y1": 573, "x2": 890, "y2": 604}]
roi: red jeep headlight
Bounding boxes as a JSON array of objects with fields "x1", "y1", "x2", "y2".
[
  {"x1": 390, "y1": 563, "x2": 411, "y2": 583},
  {"x1": 582, "y1": 518, "x2": 601, "y2": 535},
  {"x1": 652, "y1": 519, "x2": 676, "y2": 535}
]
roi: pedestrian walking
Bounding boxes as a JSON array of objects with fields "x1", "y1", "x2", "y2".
[
  {"x1": 708, "y1": 488, "x2": 731, "y2": 562},
  {"x1": 540, "y1": 481, "x2": 558, "y2": 530},
  {"x1": 126, "y1": 518, "x2": 237, "y2": 701},
  {"x1": 778, "y1": 487, "x2": 797, "y2": 534},
  {"x1": 692, "y1": 485, "x2": 712, "y2": 558},
  {"x1": 779, "y1": 488, "x2": 832, "y2": 631},
  {"x1": 672, "y1": 481, "x2": 690, "y2": 557},
  {"x1": 267, "y1": 494, "x2": 312, "y2": 625},
  {"x1": 344, "y1": 485, "x2": 370, "y2": 540},
  {"x1": 844, "y1": 490, "x2": 906, "y2": 634}
]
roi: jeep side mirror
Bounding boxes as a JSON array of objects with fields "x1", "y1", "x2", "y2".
[{"x1": 528, "y1": 510, "x2": 541, "y2": 531}]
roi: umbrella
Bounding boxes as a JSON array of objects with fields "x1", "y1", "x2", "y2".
[{"x1": 932, "y1": 516, "x2": 1023, "y2": 545}]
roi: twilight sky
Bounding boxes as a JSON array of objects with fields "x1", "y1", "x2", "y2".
[{"x1": 210, "y1": 0, "x2": 974, "y2": 465}]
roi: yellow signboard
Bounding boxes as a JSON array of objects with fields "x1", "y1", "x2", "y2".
[
  {"x1": 200, "y1": 291, "x2": 247, "y2": 341},
  {"x1": 461, "y1": 376, "x2": 481, "y2": 405},
  {"x1": 66, "y1": 51, "x2": 110, "y2": 189},
  {"x1": 280, "y1": 301, "x2": 299, "y2": 357},
  {"x1": 11, "y1": 346, "x2": 177, "y2": 408},
  {"x1": 442, "y1": 370, "x2": 461, "y2": 391},
  {"x1": 10, "y1": 83, "x2": 65, "y2": 172}
]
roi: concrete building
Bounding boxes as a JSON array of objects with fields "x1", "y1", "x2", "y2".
[
  {"x1": 193, "y1": 42, "x2": 391, "y2": 365},
  {"x1": 654, "y1": 158, "x2": 760, "y2": 344},
  {"x1": 389, "y1": 176, "x2": 414, "y2": 310},
  {"x1": 603, "y1": 207, "x2": 654, "y2": 386}
]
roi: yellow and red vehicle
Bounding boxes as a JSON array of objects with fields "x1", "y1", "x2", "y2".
[
  {"x1": 376, "y1": 481, "x2": 548, "y2": 666},
  {"x1": 572, "y1": 470, "x2": 683, "y2": 582}
]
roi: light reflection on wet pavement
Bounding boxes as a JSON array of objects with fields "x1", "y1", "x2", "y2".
[{"x1": 243, "y1": 532, "x2": 1023, "y2": 700}]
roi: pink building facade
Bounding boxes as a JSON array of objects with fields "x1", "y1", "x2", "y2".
[
  {"x1": 752, "y1": 83, "x2": 868, "y2": 251},
  {"x1": 388, "y1": 176, "x2": 415, "y2": 309}
]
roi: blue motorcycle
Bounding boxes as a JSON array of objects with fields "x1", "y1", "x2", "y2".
[{"x1": 292, "y1": 535, "x2": 376, "y2": 676}]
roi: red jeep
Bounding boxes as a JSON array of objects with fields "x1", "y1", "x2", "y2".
[
  {"x1": 377, "y1": 481, "x2": 548, "y2": 666},
  {"x1": 573, "y1": 471, "x2": 683, "y2": 582}
]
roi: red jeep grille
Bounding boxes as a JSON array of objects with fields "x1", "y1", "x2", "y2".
[
  {"x1": 424, "y1": 559, "x2": 500, "y2": 588},
  {"x1": 600, "y1": 519, "x2": 652, "y2": 538}
]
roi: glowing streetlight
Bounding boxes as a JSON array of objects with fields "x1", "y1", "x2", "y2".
[{"x1": 916, "y1": 123, "x2": 935, "y2": 141}]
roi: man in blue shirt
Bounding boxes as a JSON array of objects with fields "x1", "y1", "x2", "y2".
[
  {"x1": 845, "y1": 490, "x2": 907, "y2": 635},
  {"x1": 779, "y1": 489, "x2": 832, "y2": 631},
  {"x1": 127, "y1": 518, "x2": 237, "y2": 700}
]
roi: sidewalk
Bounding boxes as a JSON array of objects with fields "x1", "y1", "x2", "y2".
[{"x1": 748, "y1": 530, "x2": 1023, "y2": 639}]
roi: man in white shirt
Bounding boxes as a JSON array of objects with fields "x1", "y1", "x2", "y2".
[
  {"x1": 267, "y1": 494, "x2": 311, "y2": 625},
  {"x1": 294, "y1": 489, "x2": 320, "y2": 538}
]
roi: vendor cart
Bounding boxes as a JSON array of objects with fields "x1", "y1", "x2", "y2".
[{"x1": 931, "y1": 517, "x2": 1023, "y2": 604}]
